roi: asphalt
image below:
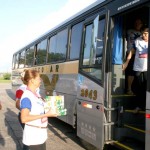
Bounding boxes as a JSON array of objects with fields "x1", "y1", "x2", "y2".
[{"x1": 0, "y1": 83, "x2": 23, "y2": 150}]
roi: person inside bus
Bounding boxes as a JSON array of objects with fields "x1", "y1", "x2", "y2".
[
  {"x1": 20, "y1": 69, "x2": 58, "y2": 150},
  {"x1": 125, "y1": 18, "x2": 143, "y2": 95},
  {"x1": 123, "y1": 26, "x2": 149, "y2": 111}
]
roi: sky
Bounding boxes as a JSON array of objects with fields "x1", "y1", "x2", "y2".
[{"x1": 0, "y1": 0, "x2": 97, "y2": 73}]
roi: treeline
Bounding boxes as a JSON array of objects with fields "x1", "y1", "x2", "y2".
[{"x1": 0, "y1": 73, "x2": 11, "y2": 80}]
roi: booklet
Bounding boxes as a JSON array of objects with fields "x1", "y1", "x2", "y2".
[{"x1": 44, "y1": 96, "x2": 67, "y2": 116}]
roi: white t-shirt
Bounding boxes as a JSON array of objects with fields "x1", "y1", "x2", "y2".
[
  {"x1": 20, "y1": 90, "x2": 48, "y2": 145},
  {"x1": 133, "y1": 37, "x2": 148, "y2": 72}
]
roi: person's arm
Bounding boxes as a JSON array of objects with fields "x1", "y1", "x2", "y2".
[
  {"x1": 20, "y1": 97, "x2": 57, "y2": 123},
  {"x1": 15, "y1": 89, "x2": 24, "y2": 110},
  {"x1": 16, "y1": 99, "x2": 20, "y2": 110},
  {"x1": 122, "y1": 48, "x2": 135, "y2": 70},
  {"x1": 21, "y1": 108, "x2": 57, "y2": 123}
]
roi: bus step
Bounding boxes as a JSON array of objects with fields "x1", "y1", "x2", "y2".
[
  {"x1": 120, "y1": 109, "x2": 145, "y2": 127},
  {"x1": 112, "y1": 141, "x2": 134, "y2": 150},
  {"x1": 124, "y1": 124, "x2": 145, "y2": 133},
  {"x1": 125, "y1": 109, "x2": 145, "y2": 114},
  {"x1": 112, "y1": 94, "x2": 136, "y2": 98},
  {"x1": 112, "y1": 139, "x2": 144, "y2": 150}
]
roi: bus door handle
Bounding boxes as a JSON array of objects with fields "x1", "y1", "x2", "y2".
[
  {"x1": 78, "y1": 101, "x2": 81, "y2": 105},
  {"x1": 96, "y1": 105, "x2": 100, "y2": 110}
]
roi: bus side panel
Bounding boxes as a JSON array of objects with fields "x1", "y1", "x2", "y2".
[
  {"x1": 40, "y1": 73, "x2": 78, "y2": 126},
  {"x1": 77, "y1": 100, "x2": 104, "y2": 149},
  {"x1": 146, "y1": 92, "x2": 150, "y2": 150},
  {"x1": 145, "y1": 111, "x2": 150, "y2": 150},
  {"x1": 77, "y1": 74, "x2": 104, "y2": 149}
]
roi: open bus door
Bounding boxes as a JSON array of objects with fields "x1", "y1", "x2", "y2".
[
  {"x1": 145, "y1": 5, "x2": 150, "y2": 150},
  {"x1": 109, "y1": 3, "x2": 149, "y2": 150},
  {"x1": 76, "y1": 9, "x2": 109, "y2": 149}
]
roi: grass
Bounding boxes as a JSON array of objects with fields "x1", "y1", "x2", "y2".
[{"x1": 0, "y1": 79, "x2": 11, "y2": 83}]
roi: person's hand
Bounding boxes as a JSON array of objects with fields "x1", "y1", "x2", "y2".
[
  {"x1": 122, "y1": 61, "x2": 128, "y2": 71},
  {"x1": 46, "y1": 108, "x2": 58, "y2": 117}
]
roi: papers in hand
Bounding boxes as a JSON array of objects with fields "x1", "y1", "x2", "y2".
[{"x1": 44, "y1": 96, "x2": 67, "y2": 116}]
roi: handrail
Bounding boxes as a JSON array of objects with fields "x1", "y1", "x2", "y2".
[
  {"x1": 104, "y1": 122, "x2": 115, "y2": 126},
  {"x1": 125, "y1": 109, "x2": 145, "y2": 114},
  {"x1": 113, "y1": 141, "x2": 134, "y2": 150},
  {"x1": 124, "y1": 124, "x2": 145, "y2": 133},
  {"x1": 104, "y1": 106, "x2": 116, "y2": 111}
]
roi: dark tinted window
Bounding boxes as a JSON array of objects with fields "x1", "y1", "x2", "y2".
[
  {"x1": 48, "y1": 35, "x2": 57, "y2": 63},
  {"x1": 81, "y1": 16, "x2": 105, "y2": 81},
  {"x1": 70, "y1": 22, "x2": 83, "y2": 59},
  {"x1": 14, "y1": 54, "x2": 19, "y2": 69},
  {"x1": 36, "y1": 39, "x2": 47, "y2": 65},
  {"x1": 83, "y1": 24, "x2": 93, "y2": 65},
  {"x1": 48, "y1": 29, "x2": 68, "y2": 62},
  {"x1": 26, "y1": 46, "x2": 34, "y2": 67},
  {"x1": 19, "y1": 50, "x2": 25, "y2": 68},
  {"x1": 56, "y1": 29, "x2": 68, "y2": 61}
]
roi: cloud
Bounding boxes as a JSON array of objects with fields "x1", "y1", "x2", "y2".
[{"x1": 0, "y1": 0, "x2": 97, "y2": 72}]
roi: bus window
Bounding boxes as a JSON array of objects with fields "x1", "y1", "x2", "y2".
[
  {"x1": 56, "y1": 28, "x2": 68, "y2": 61},
  {"x1": 83, "y1": 24, "x2": 93, "y2": 65},
  {"x1": 26, "y1": 46, "x2": 34, "y2": 67},
  {"x1": 36, "y1": 39, "x2": 47, "y2": 65},
  {"x1": 15, "y1": 53, "x2": 19, "y2": 69},
  {"x1": 70, "y1": 22, "x2": 83, "y2": 60},
  {"x1": 12, "y1": 55, "x2": 16, "y2": 69},
  {"x1": 81, "y1": 16, "x2": 105, "y2": 81},
  {"x1": 48, "y1": 29, "x2": 68, "y2": 62},
  {"x1": 96, "y1": 18, "x2": 105, "y2": 65},
  {"x1": 18, "y1": 50, "x2": 25, "y2": 68},
  {"x1": 47, "y1": 35, "x2": 57, "y2": 63}
]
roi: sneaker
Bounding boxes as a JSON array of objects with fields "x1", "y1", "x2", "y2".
[
  {"x1": 126, "y1": 90, "x2": 134, "y2": 95},
  {"x1": 133, "y1": 107, "x2": 141, "y2": 114}
]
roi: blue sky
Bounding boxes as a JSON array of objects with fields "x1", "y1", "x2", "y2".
[{"x1": 0, "y1": 0, "x2": 96, "y2": 72}]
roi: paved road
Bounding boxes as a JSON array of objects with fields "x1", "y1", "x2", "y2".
[{"x1": 0, "y1": 83, "x2": 98, "y2": 150}]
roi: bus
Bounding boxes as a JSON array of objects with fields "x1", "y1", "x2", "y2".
[{"x1": 12, "y1": 0, "x2": 150, "y2": 149}]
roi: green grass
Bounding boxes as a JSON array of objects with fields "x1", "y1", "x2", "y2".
[{"x1": 0, "y1": 79, "x2": 11, "y2": 83}]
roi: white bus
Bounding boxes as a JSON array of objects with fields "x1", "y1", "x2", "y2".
[{"x1": 12, "y1": 0, "x2": 150, "y2": 149}]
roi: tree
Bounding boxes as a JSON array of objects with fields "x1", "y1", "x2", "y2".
[{"x1": 3, "y1": 73, "x2": 11, "y2": 80}]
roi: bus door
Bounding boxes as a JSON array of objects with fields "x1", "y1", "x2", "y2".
[
  {"x1": 145, "y1": 5, "x2": 150, "y2": 150},
  {"x1": 77, "y1": 10, "x2": 109, "y2": 149}
]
